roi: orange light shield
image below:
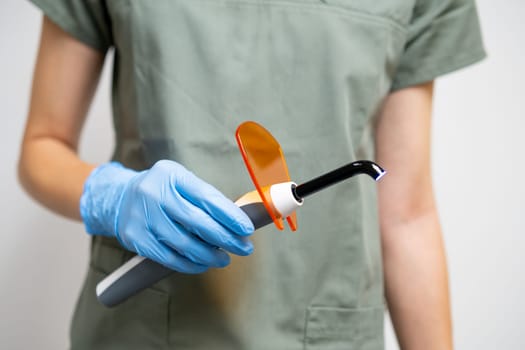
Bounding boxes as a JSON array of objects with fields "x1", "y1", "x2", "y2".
[{"x1": 235, "y1": 121, "x2": 297, "y2": 231}]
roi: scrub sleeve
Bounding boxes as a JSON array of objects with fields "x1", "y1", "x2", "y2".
[
  {"x1": 392, "y1": 0, "x2": 486, "y2": 90},
  {"x1": 29, "y1": 1, "x2": 485, "y2": 349},
  {"x1": 30, "y1": 1, "x2": 112, "y2": 52}
]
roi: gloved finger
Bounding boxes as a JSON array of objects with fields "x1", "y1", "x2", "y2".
[
  {"x1": 172, "y1": 164, "x2": 254, "y2": 236},
  {"x1": 152, "y1": 213, "x2": 231, "y2": 268},
  {"x1": 135, "y1": 233, "x2": 209, "y2": 274},
  {"x1": 162, "y1": 192, "x2": 254, "y2": 256}
]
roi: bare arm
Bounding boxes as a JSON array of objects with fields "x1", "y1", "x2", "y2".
[
  {"x1": 18, "y1": 16, "x2": 106, "y2": 220},
  {"x1": 375, "y1": 82, "x2": 453, "y2": 349}
]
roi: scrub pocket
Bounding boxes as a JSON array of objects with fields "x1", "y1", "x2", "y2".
[
  {"x1": 304, "y1": 305, "x2": 384, "y2": 350},
  {"x1": 69, "y1": 238, "x2": 170, "y2": 350}
]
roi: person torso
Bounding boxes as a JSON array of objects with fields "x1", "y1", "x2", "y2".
[{"x1": 73, "y1": 1, "x2": 416, "y2": 349}]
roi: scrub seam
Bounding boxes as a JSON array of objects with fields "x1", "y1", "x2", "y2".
[
  {"x1": 192, "y1": 0, "x2": 406, "y2": 35},
  {"x1": 302, "y1": 308, "x2": 309, "y2": 350}
]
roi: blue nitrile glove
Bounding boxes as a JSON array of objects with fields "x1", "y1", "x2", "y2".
[{"x1": 80, "y1": 160, "x2": 254, "y2": 273}]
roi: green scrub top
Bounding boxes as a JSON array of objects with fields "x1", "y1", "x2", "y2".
[{"x1": 30, "y1": 1, "x2": 485, "y2": 349}]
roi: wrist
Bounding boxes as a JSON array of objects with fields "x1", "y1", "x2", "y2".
[{"x1": 80, "y1": 162, "x2": 137, "y2": 236}]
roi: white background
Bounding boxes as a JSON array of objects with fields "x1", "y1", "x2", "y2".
[{"x1": 1, "y1": 1, "x2": 523, "y2": 349}]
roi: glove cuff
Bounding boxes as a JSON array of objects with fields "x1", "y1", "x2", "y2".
[{"x1": 80, "y1": 162, "x2": 137, "y2": 236}]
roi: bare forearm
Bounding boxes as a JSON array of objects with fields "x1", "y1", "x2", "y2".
[
  {"x1": 18, "y1": 16, "x2": 106, "y2": 221},
  {"x1": 374, "y1": 82, "x2": 452, "y2": 348},
  {"x1": 18, "y1": 136, "x2": 94, "y2": 220},
  {"x1": 382, "y1": 210, "x2": 452, "y2": 350}
]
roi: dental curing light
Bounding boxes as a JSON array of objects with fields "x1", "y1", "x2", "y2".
[{"x1": 95, "y1": 122, "x2": 385, "y2": 307}]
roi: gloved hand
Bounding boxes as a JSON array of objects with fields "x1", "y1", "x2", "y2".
[{"x1": 80, "y1": 160, "x2": 254, "y2": 273}]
